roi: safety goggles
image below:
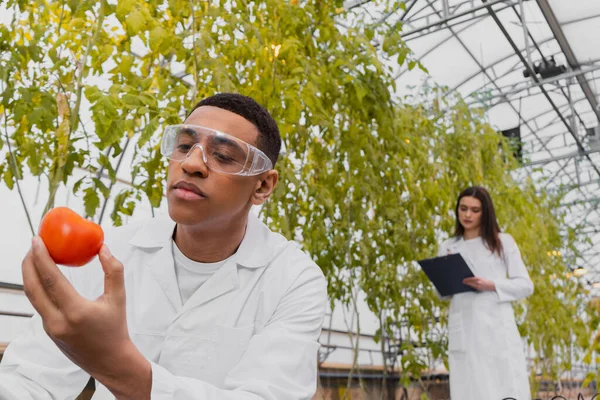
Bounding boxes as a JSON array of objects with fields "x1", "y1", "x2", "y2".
[{"x1": 160, "y1": 124, "x2": 273, "y2": 176}]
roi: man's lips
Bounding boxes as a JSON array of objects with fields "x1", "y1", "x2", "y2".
[{"x1": 172, "y1": 181, "x2": 207, "y2": 199}]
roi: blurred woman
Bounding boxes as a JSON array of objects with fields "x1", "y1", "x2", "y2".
[{"x1": 438, "y1": 186, "x2": 534, "y2": 400}]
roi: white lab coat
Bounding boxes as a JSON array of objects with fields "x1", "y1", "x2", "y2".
[
  {"x1": 0, "y1": 213, "x2": 328, "y2": 400},
  {"x1": 438, "y1": 233, "x2": 534, "y2": 400}
]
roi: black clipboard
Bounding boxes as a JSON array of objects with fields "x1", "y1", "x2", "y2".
[{"x1": 417, "y1": 253, "x2": 477, "y2": 296}]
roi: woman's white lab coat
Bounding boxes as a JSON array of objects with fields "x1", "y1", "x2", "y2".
[
  {"x1": 438, "y1": 233, "x2": 534, "y2": 400},
  {"x1": 0, "y1": 213, "x2": 328, "y2": 400}
]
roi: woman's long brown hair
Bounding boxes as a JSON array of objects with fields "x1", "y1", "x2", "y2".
[{"x1": 453, "y1": 186, "x2": 503, "y2": 257}]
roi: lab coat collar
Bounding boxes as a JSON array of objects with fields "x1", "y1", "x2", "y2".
[
  {"x1": 127, "y1": 212, "x2": 272, "y2": 269},
  {"x1": 447, "y1": 239, "x2": 461, "y2": 252}
]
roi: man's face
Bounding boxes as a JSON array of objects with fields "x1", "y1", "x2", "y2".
[{"x1": 166, "y1": 106, "x2": 264, "y2": 227}]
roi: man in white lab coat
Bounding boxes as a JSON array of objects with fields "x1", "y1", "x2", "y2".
[{"x1": 0, "y1": 93, "x2": 328, "y2": 400}]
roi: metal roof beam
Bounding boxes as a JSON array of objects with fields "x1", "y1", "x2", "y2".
[
  {"x1": 420, "y1": 0, "x2": 556, "y2": 162},
  {"x1": 537, "y1": 0, "x2": 600, "y2": 123},
  {"x1": 524, "y1": 149, "x2": 600, "y2": 167},
  {"x1": 466, "y1": 65, "x2": 600, "y2": 106},
  {"x1": 518, "y1": 98, "x2": 590, "y2": 133},
  {"x1": 560, "y1": 196, "x2": 600, "y2": 207},
  {"x1": 483, "y1": 1, "x2": 599, "y2": 176},
  {"x1": 401, "y1": 0, "x2": 517, "y2": 38}
]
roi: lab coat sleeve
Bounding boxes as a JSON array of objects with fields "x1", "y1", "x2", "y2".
[
  {"x1": 149, "y1": 263, "x2": 328, "y2": 400},
  {"x1": 0, "y1": 314, "x2": 90, "y2": 400},
  {"x1": 494, "y1": 234, "x2": 534, "y2": 302}
]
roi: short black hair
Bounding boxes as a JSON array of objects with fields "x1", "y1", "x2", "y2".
[{"x1": 188, "y1": 93, "x2": 281, "y2": 166}]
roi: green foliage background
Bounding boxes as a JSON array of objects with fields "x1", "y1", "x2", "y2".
[{"x1": 0, "y1": 0, "x2": 597, "y2": 394}]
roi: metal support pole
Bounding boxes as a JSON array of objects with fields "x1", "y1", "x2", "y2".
[
  {"x1": 442, "y1": 0, "x2": 450, "y2": 17},
  {"x1": 519, "y1": 0, "x2": 533, "y2": 69},
  {"x1": 568, "y1": 77, "x2": 582, "y2": 186},
  {"x1": 0, "y1": 282, "x2": 24, "y2": 293}
]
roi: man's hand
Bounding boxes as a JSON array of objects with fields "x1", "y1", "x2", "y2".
[
  {"x1": 22, "y1": 236, "x2": 151, "y2": 400},
  {"x1": 463, "y1": 276, "x2": 496, "y2": 292}
]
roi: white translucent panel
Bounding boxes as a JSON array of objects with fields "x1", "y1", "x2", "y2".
[
  {"x1": 584, "y1": 71, "x2": 600, "y2": 100},
  {"x1": 513, "y1": 91, "x2": 565, "y2": 123},
  {"x1": 579, "y1": 111, "x2": 600, "y2": 129},
  {"x1": 490, "y1": 56, "x2": 525, "y2": 82},
  {"x1": 488, "y1": 7, "x2": 530, "y2": 54},
  {"x1": 533, "y1": 108, "x2": 560, "y2": 128},
  {"x1": 491, "y1": 69, "x2": 527, "y2": 91},
  {"x1": 395, "y1": 66, "x2": 430, "y2": 95},
  {"x1": 563, "y1": 17, "x2": 600, "y2": 62},
  {"x1": 455, "y1": 17, "x2": 515, "y2": 71},
  {"x1": 0, "y1": 316, "x2": 31, "y2": 343},
  {"x1": 525, "y1": 101, "x2": 575, "y2": 129},
  {"x1": 405, "y1": 26, "x2": 455, "y2": 57},
  {"x1": 573, "y1": 99, "x2": 594, "y2": 123},
  {"x1": 523, "y1": 113, "x2": 560, "y2": 139},
  {"x1": 458, "y1": 57, "x2": 531, "y2": 97},
  {"x1": 457, "y1": 73, "x2": 491, "y2": 97},
  {"x1": 448, "y1": 0, "x2": 467, "y2": 7},
  {"x1": 537, "y1": 119, "x2": 566, "y2": 138},
  {"x1": 419, "y1": 37, "x2": 482, "y2": 87},
  {"x1": 0, "y1": 294, "x2": 34, "y2": 341},
  {"x1": 529, "y1": 40, "x2": 563, "y2": 64},
  {"x1": 549, "y1": 0, "x2": 600, "y2": 24},
  {"x1": 522, "y1": 2, "x2": 554, "y2": 42},
  {"x1": 586, "y1": 71, "x2": 600, "y2": 86},
  {"x1": 486, "y1": 102, "x2": 520, "y2": 131}
]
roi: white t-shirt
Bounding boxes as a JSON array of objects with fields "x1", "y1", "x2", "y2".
[{"x1": 171, "y1": 239, "x2": 230, "y2": 305}]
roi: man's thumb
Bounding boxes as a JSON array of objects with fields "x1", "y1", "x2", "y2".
[{"x1": 99, "y1": 245, "x2": 125, "y2": 302}]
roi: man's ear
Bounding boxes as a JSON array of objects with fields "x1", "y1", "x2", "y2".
[{"x1": 250, "y1": 170, "x2": 279, "y2": 206}]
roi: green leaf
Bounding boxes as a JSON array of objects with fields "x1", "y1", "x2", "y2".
[
  {"x1": 83, "y1": 187, "x2": 100, "y2": 217},
  {"x1": 2, "y1": 165, "x2": 14, "y2": 189},
  {"x1": 126, "y1": 9, "x2": 147, "y2": 36},
  {"x1": 119, "y1": 54, "x2": 134, "y2": 76},
  {"x1": 72, "y1": 176, "x2": 86, "y2": 194},
  {"x1": 149, "y1": 26, "x2": 167, "y2": 53},
  {"x1": 116, "y1": 0, "x2": 136, "y2": 19},
  {"x1": 92, "y1": 177, "x2": 111, "y2": 198},
  {"x1": 139, "y1": 116, "x2": 160, "y2": 147}
]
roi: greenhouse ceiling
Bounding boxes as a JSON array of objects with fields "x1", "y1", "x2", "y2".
[{"x1": 347, "y1": 0, "x2": 600, "y2": 286}]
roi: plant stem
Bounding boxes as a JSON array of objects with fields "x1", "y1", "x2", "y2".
[
  {"x1": 42, "y1": 4, "x2": 106, "y2": 217},
  {"x1": 3, "y1": 113, "x2": 35, "y2": 236}
]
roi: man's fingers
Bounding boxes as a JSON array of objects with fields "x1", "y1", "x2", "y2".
[
  {"x1": 22, "y1": 250, "x2": 63, "y2": 323},
  {"x1": 98, "y1": 245, "x2": 126, "y2": 305},
  {"x1": 31, "y1": 236, "x2": 83, "y2": 313}
]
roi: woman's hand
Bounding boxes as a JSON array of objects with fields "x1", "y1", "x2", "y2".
[{"x1": 463, "y1": 276, "x2": 496, "y2": 292}]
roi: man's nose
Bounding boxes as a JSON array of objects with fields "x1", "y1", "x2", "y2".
[{"x1": 181, "y1": 144, "x2": 209, "y2": 176}]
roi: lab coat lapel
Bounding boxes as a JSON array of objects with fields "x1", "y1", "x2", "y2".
[
  {"x1": 148, "y1": 243, "x2": 183, "y2": 312},
  {"x1": 447, "y1": 240, "x2": 462, "y2": 254},
  {"x1": 450, "y1": 238, "x2": 478, "y2": 275},
  {"x1": 179, "y1": 258, "x2": 239, "y2": 313},
  {"x1": 128, "y1": 216, "x2": 182, "y2": 312}
]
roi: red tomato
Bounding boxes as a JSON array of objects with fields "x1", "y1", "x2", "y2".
[{"x1": 39, "y1": 207, "x2": 104, "y2": 267}]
